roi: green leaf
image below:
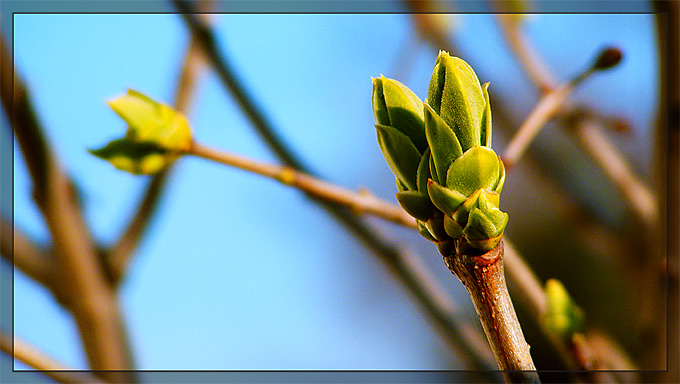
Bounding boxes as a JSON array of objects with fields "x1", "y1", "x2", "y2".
[
  {"x1": 443, "y1": 215, "x2": 464, "y2": 239},
  {"x1": 465, "y1": 207, "x2": 507, "y2": 240},
  {"x1": 376, "y1": 124, "x2": 422, "y2": 190},
  {"x1": 466, "y1": 234, "x2": 503, "y2": 253},
  {"x1": 427, "y1": 52, "x2": 485, "y2": 151},
  {"x1": 89, "y1": 138, "x2": 173, "y2": 175},
  {"x1": 452, "y1": 189, "x2": 482, "y2": 227},
  {"x1": 494, "y1": 156, "x2": 506, "y2": 194},
  {"x1": 107, "y1": 89, "x2": 192, "y2": 152},
  {"x1": 446, "y1": 146, "x2": 500, "y2": 195},
  {"x1": 424, "y1": 103, "x2": 463, "y2": 184},
  {"x1": 427, "y1": 179, "x2": 467, "y2": 216},
  {"x1": 372, "y1": 76, "x2": 427, "y2": 152},
  {"x1": 92, "y1": 89, "x2": 193, "y2": 175},
  {"x1": 396, "y1": 190, "x2": 434, "y2": 221},
  {"x1": 416, "y1": 148, "x2": 432, "y2": 194},
  {"x1": 480, "y1": 82, "x2": 492, "y2": 147},
  {"x1": 417, "y1": 221, "x2": 437, "y2": 242}
]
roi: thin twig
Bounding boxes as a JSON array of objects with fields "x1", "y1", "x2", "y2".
[
  {"x1": 494, "y1": 14, "x2": 555, "y2": 93},
  {"x1": 172, "y1": 3, "x2": 497, "y2": 374},
  {"x1": 502, "y1": 82, "x2": 574, "y2": 169},
  {"x1": 3, "y1": 33, "x2": 133, "y2": 381},
  {"x1": 188, "y1": 142, "x2": 417, "y2": 229},
  {"x1": 570, "y1": 115, "x2": 658, "y2": 227},
  {"x1": 107, "y1": 1, "x2": 215, "y2": 286},
  {"x1": 0, "y1": 332, "x2": 107, "y2": 384}
]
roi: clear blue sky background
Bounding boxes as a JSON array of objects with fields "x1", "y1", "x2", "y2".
[{"x1": 3, "y1": 1, "x2": 658, "y2": 377}]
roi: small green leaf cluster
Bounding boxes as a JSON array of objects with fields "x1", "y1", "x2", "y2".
[
  {"x1": 372, "y1": 51, "x2": 508, "y2": 253},
  {"x1": 90, "y1": 90, "x2": 192, "y2": 174}
]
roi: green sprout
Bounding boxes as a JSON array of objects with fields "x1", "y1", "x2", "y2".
[
  {"x1": 90, "y1": 89, "x2": 193, "y2": 174},
  {"x1": 373, "y1": 51, "x2": 508, "y2": 253},
  {"x1": 543, "y1": 279, "x2": 585, "y2": 340}
]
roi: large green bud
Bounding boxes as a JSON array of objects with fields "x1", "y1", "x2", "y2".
[
  {"x1": 372, "y1": 52, "x2": 508, "y2": 252},
  {"x1": 372, "y1": 75, "x2": 436, "y2": 222},
  {"x1": 424, "y1": 51, "x2": 508, "y2": 252}
]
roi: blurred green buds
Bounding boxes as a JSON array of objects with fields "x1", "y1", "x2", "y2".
[
  {"x1": 543, "y1": 279, "x2": 585, "y2": 340},
  {"x1": 90, "y1": 89, "x2": 193, "y2": 174},
  {"x1": 373, "y1": 51, "x2": 508, "y2": 253}
]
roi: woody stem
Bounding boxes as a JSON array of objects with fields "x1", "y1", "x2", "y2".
[{"x1": 439, "y1": 240, "x2": 540, "y2": 383}]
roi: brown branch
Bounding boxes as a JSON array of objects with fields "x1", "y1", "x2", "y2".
[
  {"x1": 188, "y1": 142, "x2": 417, "y2": 229},
  {"x1": 0, "y1": 332, "x2": 107, "y2": 384},
  {"x1": 569, "y1": 115, "x2": 658, "y2": 227},
  {"x1": 493, "y1": 13, "x2": 555, "y2": 93},
  {"x1": 172, "y1": 3, "x2": 497, "y2": 375},
  {"x1": 502, "y1": 82, "x2": 575, "y2": 169},
  {"x1": 0, "y1": 214, "x2": 52, "y2": 288},
  {"x1": 2, "y1": 32, "x2": 133, "y2": 381},
  {"x1": 440, "y1": 241, "x2": 540, "y2": 383}
]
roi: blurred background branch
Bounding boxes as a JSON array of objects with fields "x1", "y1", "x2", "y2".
[{"x1": 2, "y1": 1, "x2": 675, "y2": 381}]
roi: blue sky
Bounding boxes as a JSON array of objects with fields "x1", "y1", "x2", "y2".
[{"x1": 5, "y1": 6, "x2": 658, "y2": 377}]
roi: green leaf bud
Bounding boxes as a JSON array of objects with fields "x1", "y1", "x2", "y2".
[
  {"x1": 395, "y1": 190, "x2": 434, "y2": 222},
  {"x1": 371, "y1": 53, "x2": 509, "y2": 253},
  {"x1": 449, "y1": 189, "x2": 508, "y2": 252},
  {"x1": 446, "y1": 146, "x2": 500, "y2": 195},
  {"x1": 89, "y1": 139, "x2": 169, "y2": 175},
  {"x1": 372, "y1": 76, "x2": 428, "y2": 153},
  {"x1": 427, "y1": 51, "x2": 486, "y2": 152},
  {"x1": 543, "y1": 279, "x2": 585, "y2": 340},
  {"x1": 375, "y1": 124, "x2": 422, "y2": 191},
  {"x1": 91, "y1": 89, "x2": 193, "y2": 174},
  {"x1": 427, "y1": 179, "x2": 467, "y2": 216},
  {"x1": 107, "y1": 89, "x2": 192, "y2": 152},
  {"x1": 424, "y1": 103, "x2": 463, "y2": 184}
]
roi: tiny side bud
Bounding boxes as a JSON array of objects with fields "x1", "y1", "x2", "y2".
[{"x1": 592, "y1": 47, "x2": 623, "y2": 71}]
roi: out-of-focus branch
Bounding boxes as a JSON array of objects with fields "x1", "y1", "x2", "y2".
[
  {"x1": 494, "y1": 13, "x2": 659, "y2": 228},
  {"x1": 0, "y1": 215, "x2": 52, "y2": 288},
  {"x1": 172, "y1": 2, "x2": 497, "y2": 375},
  {"x1": 504, "y1": 240, "x2": 638, "y2": 378},
  {"x1": 2, "y1": 32, "x2": 133, "y2": 381},
  {"x1": 502, "y1": 81, "x2": 575, "y2": 169},
  {"x1": 0, "y1": 332, "x2": 107, "y2": 384},
  {"x1": 493, "y1": 13, "x2": 555, "y2": 93},
  {"x1": 107, "y1": 1, "x2": 215, "y2": 286},
  {"x1": 568, "y1": 114, "x2": 658, "y2": 227}
]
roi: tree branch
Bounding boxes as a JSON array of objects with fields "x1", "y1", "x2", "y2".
[
  {"x1": 493, "y1": 13, "x2": 555, "y2": 93},
  {"x1": 440, "y1": 241, "x2": 540, "y2": 383},
  {"x1": 172, "y1": 2, "x2": 497, "y2": 374},
  {"x1": 3, "y1": 32, "x2": 133, "y2": 381},
  {"x1": 0, "y1": 214, "x2": 52, "y2": 289},
  {"x1": 188, "y1": 142, "x2": 417, "y2": 229},
  {"x1": 0, "y1": 332, "x2": 107, "y2": 384}
]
